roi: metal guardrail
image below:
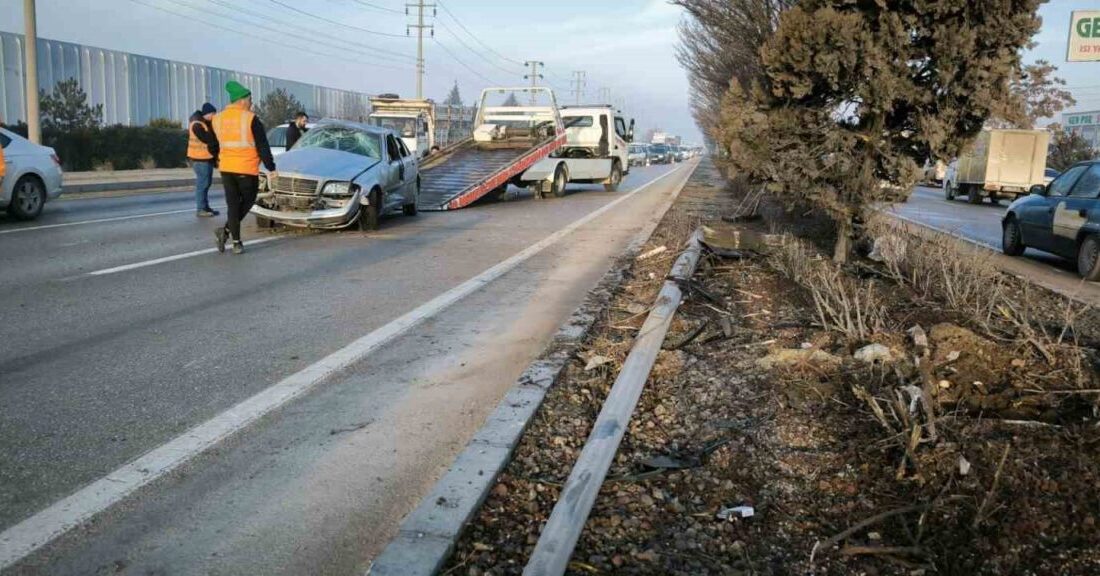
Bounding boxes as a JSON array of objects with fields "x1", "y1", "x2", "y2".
[{"x1": 523, "y1": 228, "x2": 706, "y2": 576}]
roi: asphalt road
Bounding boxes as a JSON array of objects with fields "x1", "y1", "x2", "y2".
[
  {"x1": 885, "y1": 185, "x2": 1100, "y2": 305},
  {"x1": 0, "y1": 161, "x2": 697, "y2": 575}
]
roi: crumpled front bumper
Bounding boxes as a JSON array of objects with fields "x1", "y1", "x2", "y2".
[{"x1": 250, "y1": 190, "x2": 362, "y2": 229}]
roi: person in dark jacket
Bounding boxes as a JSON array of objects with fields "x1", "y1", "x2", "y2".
[
  {"x1": 285, "y1": 111, "x2": 309, "y2": 151},
  {"x1": 187, "y1": 103, "x2": 220, "y2": 217},
  {"x1": 211, "y1": 81, "x2": 276, "y2": 255}
]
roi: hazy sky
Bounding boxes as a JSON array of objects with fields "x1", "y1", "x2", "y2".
[{"x1": 1, "y1": 0, "x2": 1097, "y2": 142}]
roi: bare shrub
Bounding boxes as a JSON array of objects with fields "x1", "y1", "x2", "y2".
[
  {"x1": 139, "y1": 155, "x2": 157, "y2": 170},
  {"x1": 867, "y1": 219, "x2": 1006, "y2": 332},
  {"x1": 771, "y1": 235, "x2": 886, "y2": 342},
  {"x1": 92, "y1": 160, "x2": 114, "y2": 172}
]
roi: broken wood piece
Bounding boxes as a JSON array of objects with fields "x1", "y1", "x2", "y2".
[{"x1": 637, "y1": 245, "x2": 668, "y2": 260}]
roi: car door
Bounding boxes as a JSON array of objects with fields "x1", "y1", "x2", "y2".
[
  {"x1": 1019, "y1": 165, "x2": 1087, "y2": 252},
  {"x1": 396, "y1": 137, "x2": 417, "y2": 200},
  {"x1": 383, "y1": 134, "x2": 407, "y2": 210},
  {"x1": 1052, "y1": 164, "x2": 1100, "y2": 258}
]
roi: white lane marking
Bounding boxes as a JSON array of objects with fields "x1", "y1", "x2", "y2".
[
  {"x1": 0, "y1": 164, "x2": 692, "y2": 569},
  {"x1": 0, "y1": 209, "x2": 198, "y2": 235},
  {"x1": 86, "y1": 236, "x2": 283, "y2": 276}
]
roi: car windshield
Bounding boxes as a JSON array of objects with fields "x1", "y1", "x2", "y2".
[
  {"x1": 371, "y1": 117, "x2": 417, "y2": 138},
  {"x1": 294, "y1": 126, "x2": 382, "y2": 158},
  {"x1": 564, "y1": 116, "x2": 595, "y2": 128},
  {"x1": 267, "y1": 126, "x2": 287, "y2": 148}
]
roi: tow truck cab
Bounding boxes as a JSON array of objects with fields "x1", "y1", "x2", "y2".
[{"x1": 531, "y1": 106, "x2": 633, "y2": 191}]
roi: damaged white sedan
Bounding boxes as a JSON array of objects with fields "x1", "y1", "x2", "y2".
[{"x1": 252, "y1": 121, "x2": 419, "y2": 231}]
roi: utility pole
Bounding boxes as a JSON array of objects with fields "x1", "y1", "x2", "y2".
[
  {"x1": 406, "y1": 1, "x2": 435, "y2": 100},
  {"x1": 598, "y1": 87, "x2": 612, "y2": 105},
  {"x1": 23, "y1": 0, "x2": 40, "y2": 143},
  {"x1": 524, "y1": 61, "x2": 543, "y2": 104},
  {"x1": 570, "y1": 71, "x2": 586, "y2": 106}
]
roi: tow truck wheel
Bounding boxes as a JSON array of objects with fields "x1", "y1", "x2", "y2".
[
  {"x1": 967, "y1": 185, "x2": 983, "y2": 205},
  {"x1": 359, "y1": 189, "x2": 381, "y2": 231},
  {"x1": 604, "y1": 161, "x2": 623, "y2": 192},
  {"x1": 1079, "y1": 235, "x2": 1100, "y2": 281},
  {"x1": 551, "y1": 165, "x2": 568, "y2": 198}
]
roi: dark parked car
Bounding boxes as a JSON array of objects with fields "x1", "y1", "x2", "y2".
[{"x1": 1002, "y1": 161, "x2": 1100, "y2": 279}]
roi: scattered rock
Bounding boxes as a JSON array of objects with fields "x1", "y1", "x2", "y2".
[
  {"x1": 854, "y1": 343, "x2": 895, "y2": 364},
  {"x1": 757, "y1": 348, "x2": 842, "y2": 370},
  {"x1": 909, "y1": 324, "x2": 929, "y2": 349}
]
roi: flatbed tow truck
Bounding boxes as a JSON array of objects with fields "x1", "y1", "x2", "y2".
[{"x1": 416, "y1": 87, "x2": 567, "y2": 211}]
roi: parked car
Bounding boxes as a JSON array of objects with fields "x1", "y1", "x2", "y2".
[
  {"x1": 251, "y1": 121, "x2": 419, "y2": 231},
  {"x1": 628, "y1": 143, "x2": 650, "y2": 167},
  {"x1": 267, "y1": 122, "x2": 318, "y2": 156},
  {"x1": 1, "y1": 127, "x2": 63, "y2": 221},
  {"x1": 1002, "y1": 160, "x2": 1100, "y2": 279},
  {"x1": 1044, "y1": 167, "x2": 1060, "y2": 185}
]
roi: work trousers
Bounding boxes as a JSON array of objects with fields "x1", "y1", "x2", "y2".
[
  {"x1": 190, "y1": 160, "x2": 214, "y2": 211},
  {"x1": 222, "y1": 172, "x2": 259, "y2": 242}
]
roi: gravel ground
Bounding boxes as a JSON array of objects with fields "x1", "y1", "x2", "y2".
[{"x1": 443, "y1": 160, "x2": 1100, "y2": 576}]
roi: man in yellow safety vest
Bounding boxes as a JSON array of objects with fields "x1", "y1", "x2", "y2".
[
  {"x1": 211, "y1": 81, "x2": 276, "y2": 255},
  {"x1": 187, "y1": 102, "x2": 219, "y2": 217}
]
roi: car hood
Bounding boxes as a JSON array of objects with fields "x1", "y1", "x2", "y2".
[{"x1": 272, "y1": 148, "x2": 380, "y2": 182}]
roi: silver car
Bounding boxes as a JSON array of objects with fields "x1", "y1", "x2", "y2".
[
  {"x1": 252, "y1": 121, "x2": 419, "y2": 231},
  {"x1": 1, "y1": 128, "x2": 63, "y2": 221},
  {"x1": 628, "y1": 144, "x2": 650, "y2": 167}
]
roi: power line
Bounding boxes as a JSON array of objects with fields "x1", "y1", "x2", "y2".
[
  {"x1": 435, "y1": 0, "x2": 524, "y2": 67},
  {"x1": 407, "y1": 0, "x2": 435, "y2": 99},
  {"x1": 199, "y1": 0, "x2": 416, "y2": 62},
  {"x1": 266, "y1": 0, "x2": 407, "y2": 38},
  {"x1": 430, "y1": 37, "x2": 502, "y2": 86},
  {"x1": 130, "y1": 0, "x2": 408, "y2": 73},
  {"x1": 434, "y1": 20, "x2": 523, "y2": 76},
  {"x1": 348, "y1": 0, "x2": 404, "y2": 14}
]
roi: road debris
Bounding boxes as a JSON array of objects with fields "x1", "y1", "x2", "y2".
[{"x1": 716, "y1": 505, "x2": 755, "y2": 520}]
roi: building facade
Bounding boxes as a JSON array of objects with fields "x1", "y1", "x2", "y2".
[
  {"x1": 1063, "y1": 110, "x2": 1100, "y2": 151},
  {"x1": 0, "y1": 31, "x2": 371, "y2": 127}
]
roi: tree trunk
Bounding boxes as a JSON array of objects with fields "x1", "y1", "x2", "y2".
[{"x1": 833, "y1": 217, "x2": 852, "y2": 263}]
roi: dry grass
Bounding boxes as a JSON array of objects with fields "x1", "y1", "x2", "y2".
[{"x1": 770, "y1": 234, "x2": 887, "y2": 342}]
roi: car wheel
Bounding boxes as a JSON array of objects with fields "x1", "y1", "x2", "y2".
[
  {"x1": 1002, "y1": 217, "x2": 1025, "y2": 256},
  {"x1": 7, "y1": 176, "x2": 46, "y2": 221},
  {"x1": 403, "y1": 180, "x2": 419, "y2": 216},
  {"x1": 604, "y1": 161, "x2": 622, "y2": 192},
  {"x1": 359, "y1": 188, "x2": 381, "y2": 231},
  {"x1": 967, "y1": 185, "x2": 983, "y2": 205},
  {"x1": 944, "y1": 181, "x2": 955, "y2": 201},
  {"x1": 551, "y1": 164, "x2": 567, "y2": 198},
  {"x1": 1079, "y1": 235, "x2": 1100, "y2": 281}
]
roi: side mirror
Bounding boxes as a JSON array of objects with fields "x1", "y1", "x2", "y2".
[{"x1": 1029, "y1": 184, "x2": 1047, "y2": 196}]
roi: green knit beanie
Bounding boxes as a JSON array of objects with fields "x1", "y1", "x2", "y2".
[{"x1": 225, "y1": 80, "x2": 251, "y2": 103}]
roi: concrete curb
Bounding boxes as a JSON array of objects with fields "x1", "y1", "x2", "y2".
[
  {"x1": 367, "y1": 161, "x2": 700, "y2": 576},
  {"x1": 64, "y1": 176, "x2": 221, "y2": 195},
  {"x1": 878, "y1": 210, "x2": 1098, "y2": 307}
]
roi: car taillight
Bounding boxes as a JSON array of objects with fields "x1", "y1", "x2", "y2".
[{"x1": 51, "y1": 154, "x2": 61, "y2": 166}]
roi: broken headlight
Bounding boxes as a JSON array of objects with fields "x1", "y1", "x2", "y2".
[{"x1": 322, "y1": 182, "x2": 355, "y2": 197}]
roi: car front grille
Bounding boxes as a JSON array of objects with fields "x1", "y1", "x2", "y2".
[{"x1": 272, "y1": 175, "x2": 320, "y2": 196}]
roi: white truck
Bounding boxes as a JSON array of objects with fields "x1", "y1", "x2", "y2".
[
  {"x1": 416, "y1": 87, "x2": 569, "y2": 210},
  {"x1": 368, "y1": 94, "x2": 436, "y2": 159},
  {"x1": 944, "y1": 129, "x2": 1051, "y2": 205},
  {"x1": 521, "y1": 105, "x2": 635, "y2": 193}
]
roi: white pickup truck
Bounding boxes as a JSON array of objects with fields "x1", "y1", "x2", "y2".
[{"x1": 522, "y1": 105, "x2": 634, "y2": 193}]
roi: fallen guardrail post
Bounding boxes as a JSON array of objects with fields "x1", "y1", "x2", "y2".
[{"x1": 523, "y1": 228, "x2": 706, "y2": 576}]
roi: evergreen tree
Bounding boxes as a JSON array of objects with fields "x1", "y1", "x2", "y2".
[
  {"x1": 255, "y1": 88, "x2": 305, "y2": 129},
  {"x1": 719, "y1": 0, "x2": 1043, "y2": 261},
  {"x1": 40, "y1": 78, "x2": 103, "y2": 132},
  {"x1": 445, "y1": 82, "x2": 463, "y2": 107}
]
